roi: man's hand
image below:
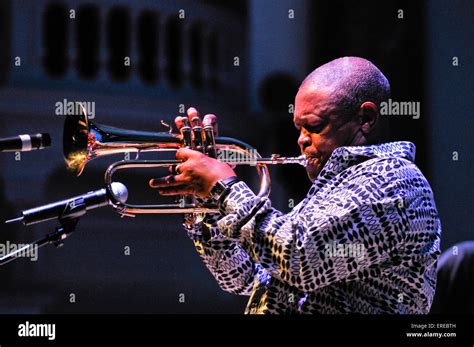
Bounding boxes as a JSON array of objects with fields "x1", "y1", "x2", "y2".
[{"x1": 149, "y1": 107, "x2": 237, "y2": 198}]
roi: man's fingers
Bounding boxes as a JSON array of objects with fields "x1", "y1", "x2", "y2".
[
  {"x1": 149, "y1": 174, "x2": 188, "y2": 188},
  {"x1": 175, "y1": 147, "x2": 200, "y2": 161},
  {"x1": 168, "y1": 164, "x2": 181, "y2": 175},
  {"x1": 187, "y1": 107, "x2": 199, "y2": 119},
  {"x1": 187, "y1": 107, "x2": 201, "y2": 125},
  {"x1": 174, "y1": 116, "x2": 186, "y2": 131},
  {"x1": 156, "y1": 186, "x2": 196, "y2": 196},
  {"x1": 203, "y1": 114, "x2": 218, "y2": 136},
  {"x1": 149, "y1": 176, "x2": 176, "y2": 188},
  {"x1": 177, "y1": 109, "x2": 217, "y2": 134}
]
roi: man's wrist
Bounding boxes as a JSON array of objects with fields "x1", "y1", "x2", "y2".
[{"x1": 209, "y1": 176, "x2": 241, "y2": 203}]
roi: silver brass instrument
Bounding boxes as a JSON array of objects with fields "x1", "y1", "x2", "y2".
[{"x1": 63, "y1": 104, "x2": 308, "y2": 216}]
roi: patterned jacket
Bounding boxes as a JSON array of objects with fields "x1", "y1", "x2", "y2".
[{"x1": 186, "y1": 141, "x2": 441, "y2": 314}]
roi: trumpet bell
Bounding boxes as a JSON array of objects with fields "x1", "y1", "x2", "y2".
[
  {"x1": 63, "y1": 104, "x2": 90, "y2": 176},
  {"x1": 63, "y1": 104, "x2": 183, "y2": 176}
]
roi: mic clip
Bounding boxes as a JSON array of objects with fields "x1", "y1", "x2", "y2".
[
  {"x1": 0, "y1": 204, "x2": 84, "y2": 266},
  {"x1": 52, "y1": 217, "x2": 80, "y2": 249},
  {"x1": 50, "y1": 200, "x2": 86, "y2": 248}
]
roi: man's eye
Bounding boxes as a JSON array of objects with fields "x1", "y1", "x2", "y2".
[{"x1": 304, "y1": 124, "x2": 324, "y2": 134}]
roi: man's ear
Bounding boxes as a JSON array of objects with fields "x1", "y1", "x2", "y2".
[{"x1": 358, "y1": 101, "x2": 379, "y2": 135}]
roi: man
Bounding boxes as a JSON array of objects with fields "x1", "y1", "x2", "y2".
[{"x1": 150, "y1": 57, "x2": 441, "y2": 314}]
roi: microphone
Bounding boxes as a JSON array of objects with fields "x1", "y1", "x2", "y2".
[
  {"x1": 5, "y1": 182, "x2": 128, "y2": 226},
  {"x1": 0, "y1": 133, "x2": 51, "y2": 152}
]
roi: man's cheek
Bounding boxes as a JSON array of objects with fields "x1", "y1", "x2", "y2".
[{"x1": 310, "y1": 135, "x2": 320, "y2": 147}]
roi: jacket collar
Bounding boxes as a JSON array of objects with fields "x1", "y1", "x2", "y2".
[{"x1": 318, "y1": 141, "x2": 416, "y2": 180}]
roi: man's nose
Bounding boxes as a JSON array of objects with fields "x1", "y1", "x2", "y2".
[{"x1": 298, "y1": 131, "x2": 311, "y2": 150}]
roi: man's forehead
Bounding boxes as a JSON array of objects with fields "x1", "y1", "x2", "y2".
[
  {"x1": 296, "y1": 84, "x2": 334, "y2": 105},
  {"x1": 294, "y1": 85, "x2": 335, "y2": 119}
]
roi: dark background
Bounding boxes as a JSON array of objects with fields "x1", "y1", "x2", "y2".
[{"x1": 0, "y1": 0, "x2": 472, "y2": 313}]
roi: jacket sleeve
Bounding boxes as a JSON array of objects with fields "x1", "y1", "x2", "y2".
[
  {"x1": 216, "y1": 159, "x2": 420, "y2": 292},
  {"x1": 186, "y1": 211, "x2": 268, "y2": 295}
]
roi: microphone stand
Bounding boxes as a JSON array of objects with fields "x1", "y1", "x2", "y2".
[
  {"x1": 0, "y1": 218, "x2": 78, "y2": 266},
  {"x1": 0, "y1": 201, "x2": 85, "y2": 266}
]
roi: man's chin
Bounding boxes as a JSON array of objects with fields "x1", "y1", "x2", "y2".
[{"x1": 306, "y1": 156, "x2": 324, "y2": 179}]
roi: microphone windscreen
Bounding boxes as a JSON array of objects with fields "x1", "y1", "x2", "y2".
[{"x1": 111, "y1": 182, "x2": 129, "y2": 203}]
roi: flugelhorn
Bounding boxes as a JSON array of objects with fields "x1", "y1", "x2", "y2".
[{"x1": 63, "y1": 104, "x2": 308, "y2": 216}]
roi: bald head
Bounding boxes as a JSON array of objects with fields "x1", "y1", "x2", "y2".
[{"x1": 301, "y1": 57, "x2": 390, "y2": 119}]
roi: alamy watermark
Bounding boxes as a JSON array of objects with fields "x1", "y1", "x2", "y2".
[
  {"x1": 380, "y1": 99, "x2": 420, "y2": 119},
  {"x1": 0, "y1": 241, "x2": 38, "y2": 261},
  {"x1": 325, "y1": 242, "x2": 366, "y2": 258},
  {"x1": 217, "y1": 148, "x2": 259, "y2": 165},
  {"x1": 55, "y1": 98, "x2": 96, "y2": 119},
  {"x1": 18, "y1": 321, "x2": 55, "y2": 341}
]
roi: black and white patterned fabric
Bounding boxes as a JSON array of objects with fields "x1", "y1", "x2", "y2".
[{"x1": 186, "y1": 141, "x2": 441, "y2": 314}]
